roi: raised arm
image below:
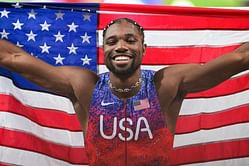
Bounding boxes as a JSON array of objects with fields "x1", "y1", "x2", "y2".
[
  {"x1": 154, "y1": 42, "x2": 249, "y2": 133},
  {"x1": 0, "y1": 39, "x2": 98, "y2": 101},
  {"x1": 168, "y1": 42, "x2": 249, "y2": 94}
]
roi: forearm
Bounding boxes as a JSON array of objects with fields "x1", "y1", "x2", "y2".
[
  {"x1": 179, "y1": 42, "x2": 249, "y2": 93},
  {"x1": 204, "y1": 43, "x2": 249, "y2": 84},
  {"x1": 234, "y1": 42, "x2": 249, "y2": 54},
  {"x1": 234, "y1": 42, "x2": 249, "y2": 68},
  {"x1": 0, "y1": 39, "x2": 50, "y2": 86},
  {"x1": 0, "y1": 39, "x2": 26, "y2": 70},
  {"x1": 0, "y1": 39, "x2": 73, "y2": 97},
  {"x1": 0, "y1": 39, "x2": 46, "y2": 75}
]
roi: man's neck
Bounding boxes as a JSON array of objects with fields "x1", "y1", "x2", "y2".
[{"x1": 109, "y1": 70, "x2": 141, "y2": 99}]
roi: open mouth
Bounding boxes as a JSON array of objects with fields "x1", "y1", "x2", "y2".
[
  {"x1": 113, "y1": 56, "x2": 130, "y2": 61},
  {"x1": 112, "y1": 54, "x2": 132, "y2": 62}
]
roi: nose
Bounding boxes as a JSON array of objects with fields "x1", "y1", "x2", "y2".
[{"x1": 114, "y1": 40, "x2": 128, "y2": 53}]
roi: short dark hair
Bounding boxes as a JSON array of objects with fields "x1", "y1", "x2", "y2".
[{"x1": 102, "y1": 18, "x2": 145, "y2": 43}]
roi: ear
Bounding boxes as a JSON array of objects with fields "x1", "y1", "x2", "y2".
[{"x1": 142, "y1": 43, "x2": 147, "y2": 55}]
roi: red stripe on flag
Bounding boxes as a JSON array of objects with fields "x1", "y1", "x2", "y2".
[
  {"x1": 0, "y1": 94, "x2": 81, "y2": 131},
  {"x1": 98, "y1": 45, "x2": 240, "y2": 65},
  {"x1": 170, "y1": 138, "x2": 249, "y2": 165},
  {"x1": 0, "y1": 128, "x2": 87, "y2": 164},
  {"x1": 176, "y1": 104, "x2": 249, "y2": 134},
  {"x1": 100, "y1": 4, "x2": 249, "y2": 18},
  {"x1": 99, "y1": 13, "x2": 249, "y2": 30}
]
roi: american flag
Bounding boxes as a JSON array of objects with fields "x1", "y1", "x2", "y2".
[
  {"x1": 1, "y1": 2, "x2": 249, "y2": 166},
  {"x1": 133, "y1": 98, "x2": 150, "y2": 111}
]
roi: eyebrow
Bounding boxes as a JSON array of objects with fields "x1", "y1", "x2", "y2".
[
  {"x1": 125, "y1": 33, "x2": 137, "y2": 37},
  {"x1": 105, "y1": 33, "x2": 137, "y2": 40}
]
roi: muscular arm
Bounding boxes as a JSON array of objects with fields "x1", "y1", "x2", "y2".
[
  {"x1": 175, "y1": 42, "x2": 249, "y2": 93},
  {"x1": 0, "y1": 39, "x2": 99, "y2": 132},
  {"x1": 0, "y1": 39, "x2": 98, "y2": 103},
  {"x1": 155, "y1": 42, "x2": 249, "y2": 133}
]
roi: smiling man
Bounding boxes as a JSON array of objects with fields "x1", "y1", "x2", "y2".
[{"x1": 0, "y1": 18, "x2": 249, "y2": 166}]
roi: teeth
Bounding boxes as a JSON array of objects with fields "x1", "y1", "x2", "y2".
[{"x1": 114, "y1": 56, "x2": 130, "y2": 61}]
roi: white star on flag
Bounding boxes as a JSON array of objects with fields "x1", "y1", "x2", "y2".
[
  {"x1": 12, "y1": 19, "x2": 24, "y2": 30},
  {"x1": 83, "y1": 13, "x2": 91, "y2": 21},
  {"x1": 81, "y1": 54, "x2": 92, "y2": 65},
  {"x1": 0, "y1": 8, "x2": 10, "y2": 18},
  {"x1": 12, "y1": 2, "x2": 22, "y2": 8},
  {"x1": 67, "y1": 43, "x2": 78, "y2": 54},
  {"x1": 53, "y1": 54, "x2": 65, "y2": 65},
  {"x1": 0, "y1": 29, "x2": 10, "y2": 39},
  {"x1": 28, "y1": 9, "x2": 37, "y2": 19},
  {"x1": 40, "y1": 21, "x2": 51, "y2": 31},
  {"x1": 54, "y1": 31, "x2": 65, "y2": 42},
  {"x1": 55, "y1": 11, "x2": 64, "y2": 20},
  {"x1": 26, "y1": 30, "x2": 37, "y2": 41},
  {"x1": 16, "y1": 41, "x2": 24, "y2": 48},
  {"x1": 81, "y1": 32, "x2": 91, "y2": 44},
  {"x1": 40, "y1": 43, "x2": 51, "y2": 54},
  {"x1": 0, "y1": 2, "x2": 97, "y2": 74},
  {"x1": 67, "y1": 22, "x2": 78, "y2": 32}
]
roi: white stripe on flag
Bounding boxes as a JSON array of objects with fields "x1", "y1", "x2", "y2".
[
  {"x1": 0, "y1": 76, "x2": 75, "y2": 114},
  {"x1": 181, "y1": 89, "x2": 249, "y2": 115},
  {"x1": 0, "y1": 146, "x2": 86, "y2": 166},
  {"x1": 0, "y1": 112, "x2": 84, "y2": 147},
  {"x1": 183, "y1": 156, "x2": 249, "y2": 166},
  {"x1": 98, "y1": 30, "x2": 249, "y2": 47},
  {"x1": 98, "y1": 64, "x2": 166, "y2": 73},
  {"x1": 98, "y1": 65, "x2": 249, "y2": 78},
  {"x1": 2, "y1": 72, "x2": 249, "y2": 116},
  {"x1": 174, "y1": 122, "x2": 249, "y2": 147}
]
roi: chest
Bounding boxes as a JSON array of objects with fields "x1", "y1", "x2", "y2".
[{"x1": 89, "y1": 90, "x2": 167, "y2": 140}]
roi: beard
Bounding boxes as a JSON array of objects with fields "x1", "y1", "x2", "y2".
[{"x1": 105, "y1": 55, "x2": 141, "y2": 77}]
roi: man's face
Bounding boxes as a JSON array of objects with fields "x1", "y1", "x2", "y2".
[{"x1": 103, "y1": 21, "x2": 145, "y2": 77}]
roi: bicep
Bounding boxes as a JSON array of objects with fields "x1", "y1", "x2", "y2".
[
  {"x1": 178, "y1": 64, "x2": 211, "y2": 92},
  {"x1": 24, "y1": 64, "x2": 98, "y2": 101},
  {"x1": 7, "y1": 51, "x2": 77, "y2": 97},
  {"x1": 160, "y1": 64, "x2": 220, "y2": 95},
  {"x1": 180, "y1": 52, "x2": 244, "y2": 93},
  {"x1": 20, "y1": 58, "x2": 76, "y2": 97}
]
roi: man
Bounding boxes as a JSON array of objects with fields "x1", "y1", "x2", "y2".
[{"x1": 0, "y1": 18, "x2": 249, "y2": 165}]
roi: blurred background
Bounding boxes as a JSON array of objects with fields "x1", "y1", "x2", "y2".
[{"x1": 0, "y1": 0, "x2": 249, "y2": 7}]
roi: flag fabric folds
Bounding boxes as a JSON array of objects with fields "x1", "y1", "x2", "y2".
[{"x1": 0, "y1": 2, "x2": 249, "y2": 166}]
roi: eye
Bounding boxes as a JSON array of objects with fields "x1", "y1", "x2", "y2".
[
  {"x1": 105, "y1": 38, "x2": 117, "y2": 45},
  {"x1": 126, "y1": 37, "x2": 137, "y2": 43}
]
